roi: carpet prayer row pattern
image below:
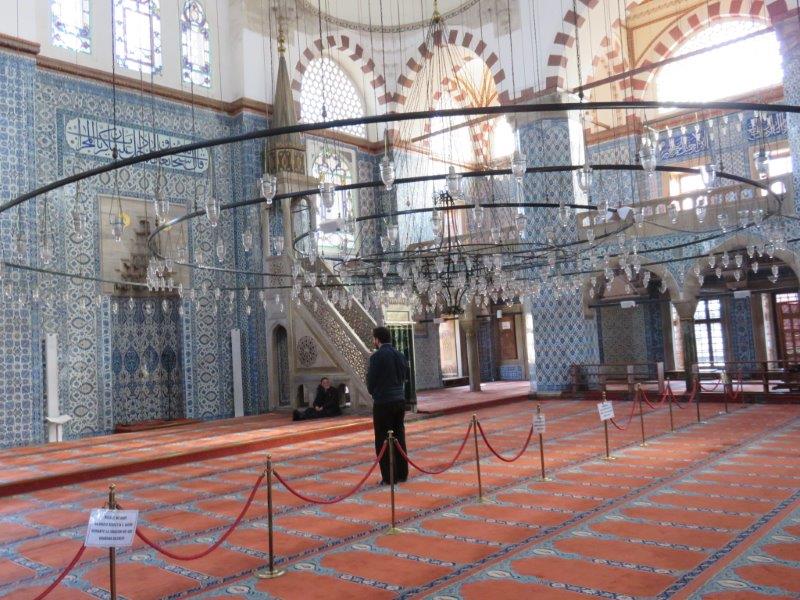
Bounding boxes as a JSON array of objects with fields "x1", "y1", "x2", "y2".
[{"x1": 0, "y1": 400, "x2": 798, "y2": 599}]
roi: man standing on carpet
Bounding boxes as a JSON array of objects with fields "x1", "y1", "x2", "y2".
[{"x1": 367, "y1": 326, "x2": 409, "y2": 485}]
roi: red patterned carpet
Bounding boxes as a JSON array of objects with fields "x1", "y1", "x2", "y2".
[{"x1": 0, "y1": 398, "x2": 798, "y2": 599}]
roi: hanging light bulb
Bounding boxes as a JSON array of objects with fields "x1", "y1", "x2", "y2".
[
  {"x1": 387, "y1": 223, "x2": 399, "y2": 244},
  {"x1": 319, "y1": 180, "x2": 336, "y2": 210},
  {"x1": 39, "y1": 237, "x2": 54, "y2": 265},
  {"x1": 431, "y1": 210, "x2": 443, "y2": 236},
  {"x1": 734, "y1": 269, "x2": 742, "y2": 282},
  {"x1": 259, "y1": 173, "x2": 278, "y2": 205},
  {"x1": 715, "y1": 266, "x2": 723, "y2": 279},
  {"x1": 639, "y1": 136, "x2": 657, "y2": 174},
  {"x1": 241, "y1": 229, "x2": 253, "y2": 253},
  {"x1": 700, "y1": 163, "x2": 717, "y2": 189},
  {"x1": 205, "y1": 196, "x2": 221, "y2": 227},
  {"x1": 695, "y1": 195, "x2": 708, "y2": 223},
  {"x1": 216, "y1": 236, "x2": 226, "y2": 262},
  {"x1": 667, "y1": 203, "x2": 678, "y2": 224},
  {"x1": 753, "y1": 149, "x2": 770, "y2": 179},
  {"x1": 752, "y1": 260, "x2": 759, "y2": 274},
  {"x1": 473, "y1": 203, "x2": 485, "y2": 227},
  {"x1": 446, "y1": 166, "x2": 462, "y2": 198},
  {"x1": 71, "y1": 205, "x2": 85, "y2": 238},
  {"x1": 273, "y1": 236, "x2": 284, "y2": 255},
  {"x1": 154, "y1": 189, "x2": 170, "y2": 220},
  {"x1": 721, "y1": 251, "x2": 730, "y2": 269},
  {"x1": 577, "y1": 164, "x2": 593, "y2": 193},
  {"x1": 379, "y1": 155, "x2": 395, "y2": 191},
  {"x1": 772, "y1": 264, "x2": 780, "y2": 278},
  {"x1": 708, "y1": 254, "x2": 716, "y2": 268},
  {"x1": 515, "y1": 213, "x2": 527, "y2": 233},
  {"x1": 510, "y1": 150, "x2": 527, "y2": 184},
  {"x1": 717, "y1": 212, "x2": 729, "y2": 233},
  {"x1": 110, "y1": 213, "x2": 125, "y2": 242}
]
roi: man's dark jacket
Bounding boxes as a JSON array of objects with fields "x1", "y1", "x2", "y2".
[{"x1": 367, "y1": 343, "x2": 408, "y2": 403}]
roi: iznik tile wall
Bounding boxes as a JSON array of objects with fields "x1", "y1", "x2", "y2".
[
  {"x1": 0, "y1": 50, "x2": 41, "y2": 446},
  {"x1": 729, "y1": 297, "x2": 757, "y2": 364},
  {"x1": 111, "y1": 297, "x2": 184, "y2": 424},
  {"x1": 520, "y1": 115, "x2": 601, "y2": 392},
  {"x1": 0, "y1": 48, "x2": 276, "y2": 447},
  {"x1": 413, "y1": 322, "x2": 442, "y2": 391}
]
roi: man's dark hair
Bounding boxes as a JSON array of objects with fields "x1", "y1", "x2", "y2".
[
  {"x1": 373, "y1": 326, "x2": 392, "y2": 344},
  {"x1": 320, "y1": 377, "x2": 329, "y2": 383}
]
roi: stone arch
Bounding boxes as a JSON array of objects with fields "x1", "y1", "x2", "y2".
[
  {"x1": 634, "y1": 2, "x2": 775, "y2": 101},
  {"x1": 292, "y1": 35, "x2": 386, "y2": 123},
  {"x1": 394, "y1": 29, "x2": 507, "y2": 109},
  {"x1": 681, "y1": 232, "x2": 800, "y2": 302},
  {"x1": 542, "y1": 0, "x2": 793, "y2": 95},
  {"x1": 580, "y1": 252, "x2": 681, "y2": 317}
]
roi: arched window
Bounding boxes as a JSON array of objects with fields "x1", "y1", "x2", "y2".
[
  {"x1": 50, "y1": 0, "x2": 91, "y2": 53},
  {"x1": 113, "y1": 0, "x2": 162, "y2": 74},
  {"x1": 301, "y1": 57, "x2": 366, "y2": 138},
  {"x1": 655, "y1": 20, "x2": 782, "y2": 109},
  {"x1": 180, "y1": 0, "x2": 211, "y2": 88}
]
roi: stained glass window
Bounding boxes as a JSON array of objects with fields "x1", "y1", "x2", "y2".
[
  {"x1": 50, "y1": 0, "x2": 91, "y2": 53},
  {"x1": 180, "y1": 0, "x2": 211, "y2": 88},
  {"x1": 301, "y1": 57, "x2": 366, "y2": 137},
  {"x1": 113, "y1": 0, "x2": 162, "y2": 74}
]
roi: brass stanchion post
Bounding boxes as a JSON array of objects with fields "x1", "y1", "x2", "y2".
[
  {"x1": 602, "y1": 392, "x2": 614, "y2": 461},
  {"x1": 668, "y1": 386, "x2": 674, "y2": 432},
  {"x1": 257, "y1": 454, "x2": 285, "y2": 579},
  {"x1": 386, "y1": 431, "x2": 401, "y2": 534},
  {"x1": 108, "y1": 484, "x2": 117, "y2": 600},
  {"x1": 695, "y1": 375, "x2": 703, "y2": 423},
  {"x1": 637, "y1": 384, "x2": 647, "y2": 446},
  {"x1": 722, "y1": 372, "x2": 730, "y2": 414},
  {"x1": 471, "y1": 415, "x2": 484, "y2": 502},
  {"x1": 536, "y1": 405, "x2": 549, "y2": 481}
]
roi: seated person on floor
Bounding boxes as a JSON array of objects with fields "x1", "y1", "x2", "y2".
[{"x1": 293, "y1": 377, "x2": 342, "y2": 421}]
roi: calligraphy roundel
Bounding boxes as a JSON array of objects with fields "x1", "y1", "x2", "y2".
[{"x1": 296, "y1": 336, "x2": 318, "y2": 367}]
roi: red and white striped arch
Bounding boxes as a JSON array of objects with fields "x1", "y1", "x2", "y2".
[{"x1": 543, "y1": 0, "x2": 795, "y2": 97}]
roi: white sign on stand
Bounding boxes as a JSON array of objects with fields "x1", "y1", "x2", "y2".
[
  {"x1": 597, "y1": 401, "x2": 615, "y2": 421},
  {"x1": 85, "y1": 509, "x2": 139, "y2": 548},
  {"x1": 533, "y1": 413, "x2": 546, "y2": 434}
]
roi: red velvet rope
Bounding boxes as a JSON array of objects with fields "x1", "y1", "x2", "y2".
[
  {"x1": 34, "y1": 544, "x2": 86, "y2": 600},
  {"x1": 393, "y1": 422, "x2": 472, "y2": 474},
  {"x1": 476, "y1": 421, "x2": 534, "y2": 462},
  {"x1": 700, "y1": 380, "x2": 722, "y2": 392},
  {"x1": 610, "y1": 398, "x2": 639, "y2": 431},
  {"x1": 639, "y1": 387, "x2": 668, "y2": 409},
  {"x1": 135, "y1": 472, "x2": 264, "y2": 560},
  {"x1": 667, "y1": 384, "x2": 689, "y2": 410},
  {"x1": 273, "y1": 441, "x2": 387, "y2": 505}
]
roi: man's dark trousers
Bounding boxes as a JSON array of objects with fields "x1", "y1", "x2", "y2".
[{"x1": 373, "y1": 401, "x2": 408, "y2": 483}]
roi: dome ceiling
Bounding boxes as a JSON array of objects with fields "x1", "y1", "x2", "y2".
[
  {"x1": 297, "y1": 0, "x2": 479, "y2": 32},
  {"x1": 245, "y1": 1, "x2": 483, "y2": 33}
]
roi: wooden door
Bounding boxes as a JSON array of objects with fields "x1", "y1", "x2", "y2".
[{"x1": 777, "y1": 301, "x2": 800, "y2": 365}]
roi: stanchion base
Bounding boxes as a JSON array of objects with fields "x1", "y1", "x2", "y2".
[
  {"x1": 257, "y1": 569, "x2": 286, "y2": 579},
  {"x1": 603, "y1": 456, "x2": 616, "y2": 461},
  {"x1": 539, "y1": 477, "x2": 553, "y2": 482},
  {"x1": 385, "y1": 526, "x2": 406, "y2": 535},
  {"x1": 640, "y1": 442, "x2": 648, "y2": 447}
]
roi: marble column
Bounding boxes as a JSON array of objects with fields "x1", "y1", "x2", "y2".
[
  {"x1": 519, "y1": 94, "x2": 600, "y2": 393},
  {"x1": 673, "y1": 300, "x2": 698, "y2": 388},
  {"x1": 461, "y1": 306, "x2": 482, "y2": 392}
]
